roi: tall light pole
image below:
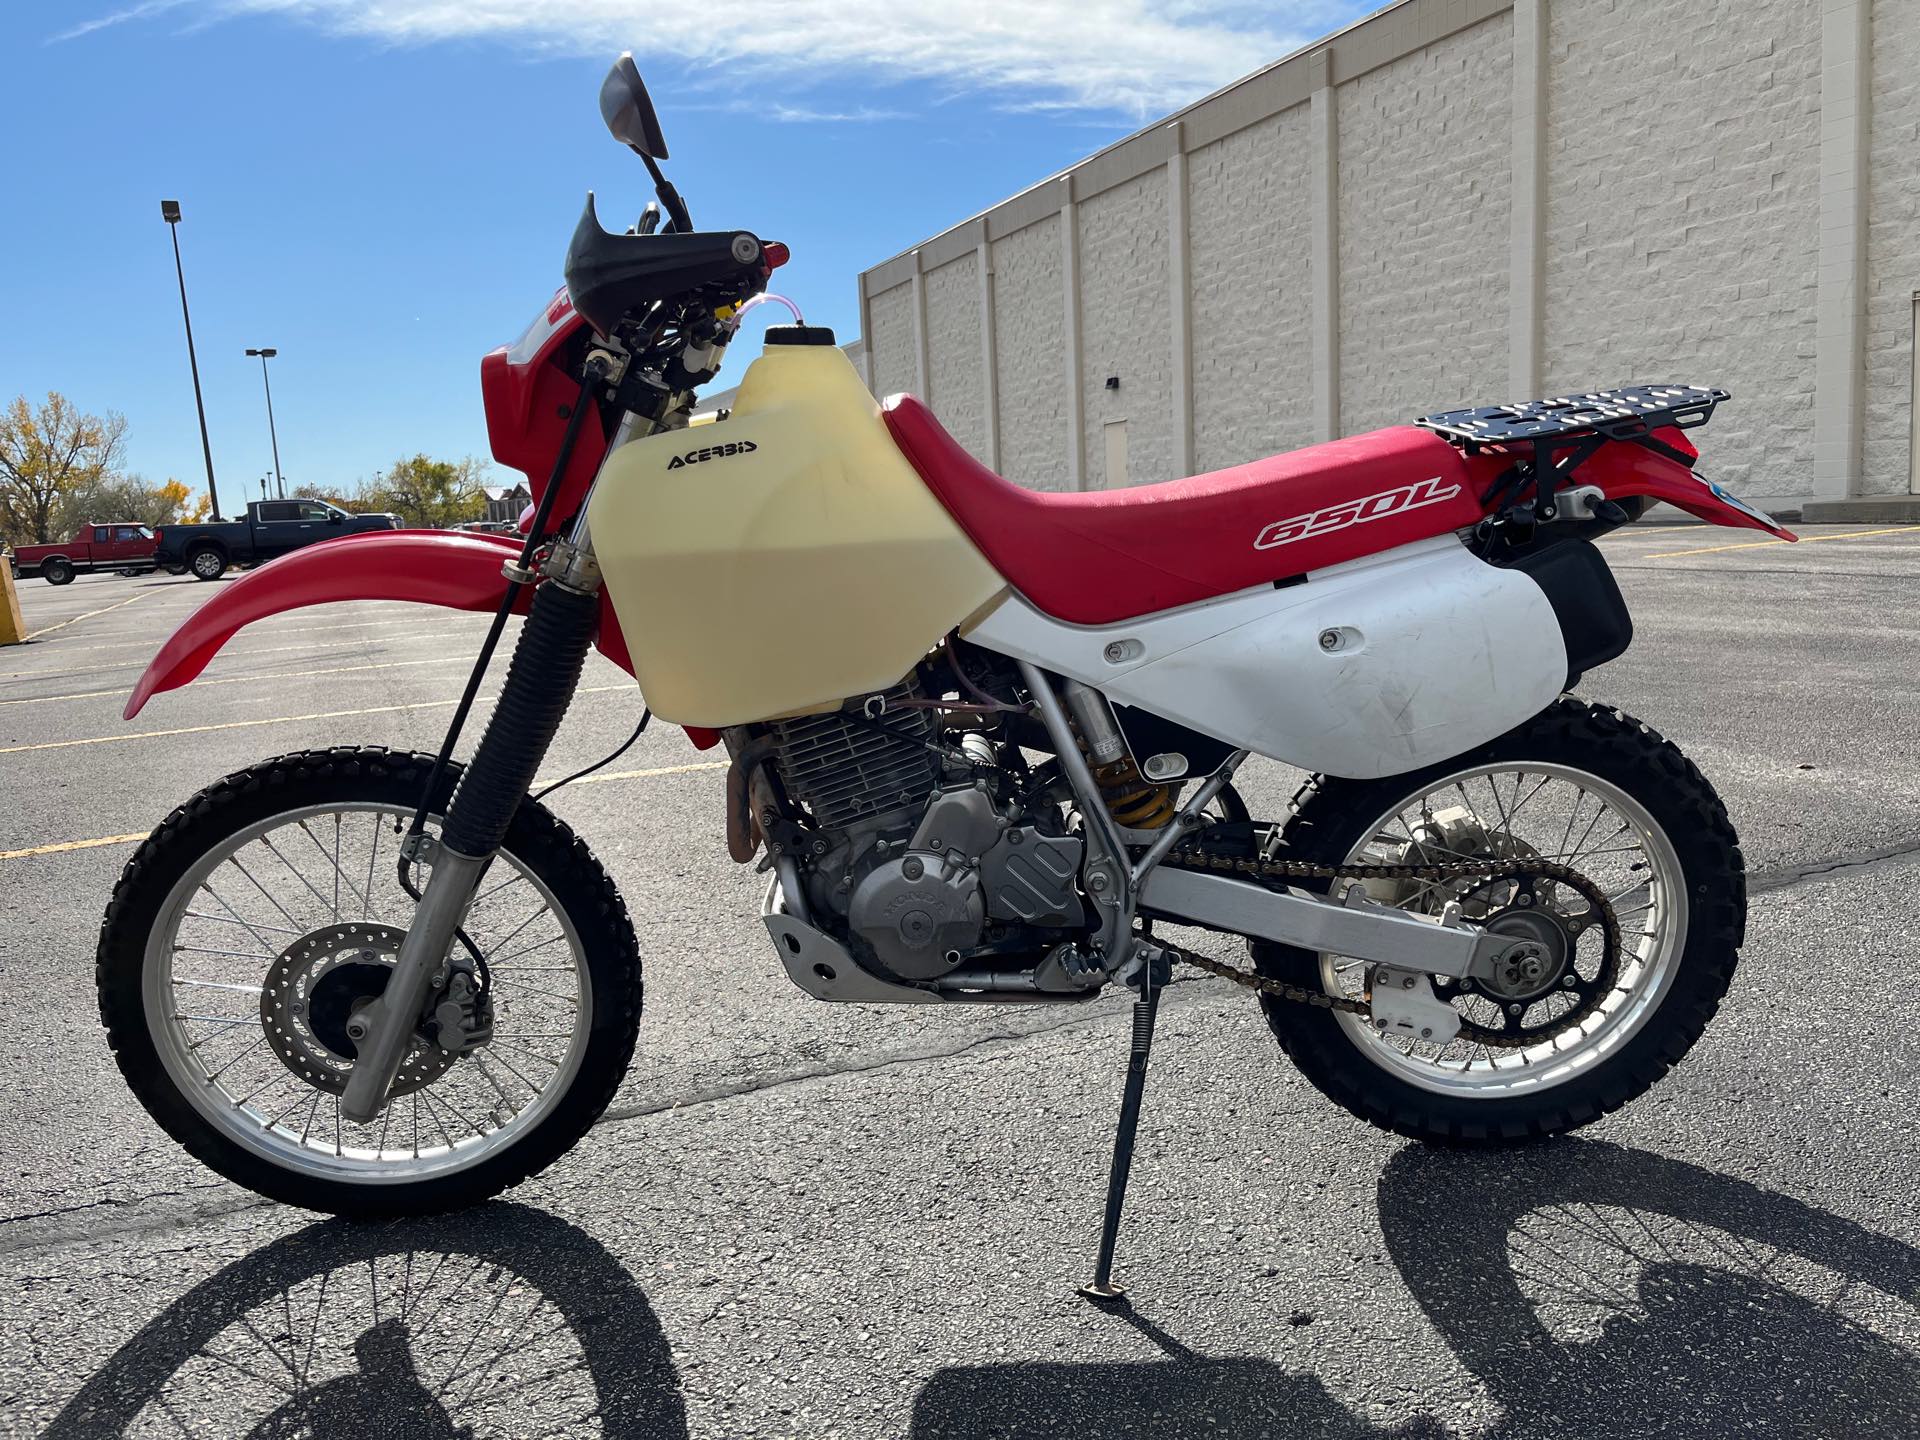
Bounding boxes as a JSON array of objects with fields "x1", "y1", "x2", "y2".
[
  {"x1": 161, "y1": 200, "x2": 222, "y2": 520},
  {"x1": 245, "y1": 346, "x2": 284, "y2": 499}
]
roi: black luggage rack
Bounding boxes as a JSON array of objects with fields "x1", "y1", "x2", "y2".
[{"x1": 1415, "y1": 384, "x2": 1728, "y2": 527}]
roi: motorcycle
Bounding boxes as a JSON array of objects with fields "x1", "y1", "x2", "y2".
[{"x1": 97, "y1": 53, "x2": 1791, "y2": 1298}]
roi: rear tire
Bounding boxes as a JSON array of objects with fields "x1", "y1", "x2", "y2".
[
  {"x1": 188, "y1": 546, "x2": 226, "y2": 580},
  {"x1": 42, "y1": 557, "x2": 74, "y2": 585},
  {"x1": 1253, "y1": 699, "x2": 1744, "y2": 1145},
  {"x1": 97, "y1": 747, "x2": 644, "y2": 1217}
]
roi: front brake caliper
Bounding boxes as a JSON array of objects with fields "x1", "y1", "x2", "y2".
[{"x1": 431, "y1": 960, "x2": 494, "y2": 1055}]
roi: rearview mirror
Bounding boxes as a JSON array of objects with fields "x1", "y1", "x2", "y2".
[{"x1": 600, "y1": 53, "x2": 669, "y2": 159}]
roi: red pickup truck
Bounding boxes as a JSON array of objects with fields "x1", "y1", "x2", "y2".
[{"x1": 8, "y1": 522, "x2": 164, "y2": 585}]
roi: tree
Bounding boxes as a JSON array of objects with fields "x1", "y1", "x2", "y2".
[
  {"x1": 362, "y1": 455, "x2": 489, "y2": 529},
  {"x1": 59, "y1": 473, "x2": 210, "y2": 530},
  {"x1": 0, "y1": 392, "x2": 128, "y2": 545},
  {"x1": 293, "y1": 481, "x2": 376, "y2": 513}
]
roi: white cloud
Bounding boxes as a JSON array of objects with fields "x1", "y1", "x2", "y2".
[{"x1": 58, "y1": 0, "x2": 1338, "y2": 117}]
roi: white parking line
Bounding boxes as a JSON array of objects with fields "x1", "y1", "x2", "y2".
[
  {"x1": 22, "y1": 615, "x2": 490, "y2": 656},
  {"x1": 0, "y1": 756, "x2": 724, "y2": 863},
  {"x1": 22, "y1": 588, "x2": 158, "y2": 641},
  {"x1": 0, "y1": 655, "x2": 472, "y2": 707},
  {"x1": 0, "y1": 631, "x2": 497, "y2": 683},
  {"x1": 0, "y1": 683, "x2": 631, "y2": 754}
]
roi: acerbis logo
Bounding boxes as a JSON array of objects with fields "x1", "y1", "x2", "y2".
[
  {"x1": 667, "y1": 440, "x2": 758, "y2": 471},
  {"x1": 1254, "y1": 476, "x2": 1461, "y2": 550}
]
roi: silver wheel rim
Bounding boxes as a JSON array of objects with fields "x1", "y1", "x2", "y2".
[
  {"x1": 192, "y1": 552, "x2": 220, "y2": 576},
  {"x1": 143, "y1": 802, "x2": 592, "y2": 1183},
  {"x1": 1321, "y1": 762, "x2": 1688, "y2": 1097}
]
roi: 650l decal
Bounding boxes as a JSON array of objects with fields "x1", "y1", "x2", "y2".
[{"x1": 1254, "y1": 476, "x2": 1461, "y2": 550}]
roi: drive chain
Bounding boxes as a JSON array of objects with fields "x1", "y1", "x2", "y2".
[{"x1": 1160, "y1": 843, "x2": 1626, "y2": 1049}]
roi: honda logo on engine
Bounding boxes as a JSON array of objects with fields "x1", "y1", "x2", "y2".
[{"x1": 1254, "y1": 477, "x2": 1462, "y2": 550}]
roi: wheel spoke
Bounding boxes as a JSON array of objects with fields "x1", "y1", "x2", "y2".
[{"x1": 144, "y1": 796, "x2": 596, "y2": 1183}]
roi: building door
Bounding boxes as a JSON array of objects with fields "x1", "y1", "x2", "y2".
[
  {"x1": 1911, "y1": 294, "x2": 1920, "y2": 495},
  {"x1": 1103, "y1": 418, "x2": 1129, "y2": 490}
]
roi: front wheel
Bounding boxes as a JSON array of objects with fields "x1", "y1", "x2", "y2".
[
  {"x1": 1254, "y1": 699, "x2": 1745, "y2": 1144},
  {"x1": 97, "y1": 747, "x2": 643, "y2": 1216}
]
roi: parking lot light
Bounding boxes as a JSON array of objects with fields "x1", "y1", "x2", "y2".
[
  {"x1": 245, "y1": 347, "x2": 284, "y2": 500},
  {"x1": 161, "y1": 200, "x2": 222, "y2": 520}
]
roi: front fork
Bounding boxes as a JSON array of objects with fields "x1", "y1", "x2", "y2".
[{"x1": 340, "y1": 566, "x2": 604, "y2": 1122}]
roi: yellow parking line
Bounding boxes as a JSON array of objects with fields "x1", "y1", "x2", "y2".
[
  {"x1": 22, "y1": 587, "x2": 156, "y2": 641},
  {"x1": 0, "y1": 683, "x2": 631, "y2": 754},
  {"x1": 0, "y1": 655, "x2": 469, "y2": 706},
  {"x1": 1645, "y1": 524, "x2": 1920, "y2": 560},
  {"x1": 0, "y1": 832, "x2": 150, "y2": 861}
]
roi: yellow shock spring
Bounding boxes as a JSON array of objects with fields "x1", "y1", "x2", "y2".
[{"x1": 1092, "y1": 755, "x2": 1177, "y2": 829}]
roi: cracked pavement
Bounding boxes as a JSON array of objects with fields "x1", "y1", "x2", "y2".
[{"x1": 0, "y1": 524, "x2": 1917, "y2": 1437}]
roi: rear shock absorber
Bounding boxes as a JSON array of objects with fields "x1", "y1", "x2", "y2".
[
  {"x1": 1061, "y1": 680, "x2": 1175, "y2": 830},
  {"x1": 1092, "y1": 756, "x2": 1177, "y2": 830}
]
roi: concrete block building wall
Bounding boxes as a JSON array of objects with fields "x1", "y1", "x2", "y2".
[
  {"x1": 924, "y1": 253, "x2": 986, "y2": 460},
  {"x1": 991, "y1": 215, "x2": 1071, "y2": 491},
  {"x1": 1186, "y1": 105, "x2": 1315, "y2": 471},
  {"x1": 1079, "y1": 168, "x2": 1172, "y2": 487},
  {"x1": 1336, "y1": 12, "x2": 1512, "y2": 436},
  {"x1": 1542, "y1": 0, "x2": 1821, "y2": 500},
  {"x1": 858, "y1": 0, "x2": 1911, "y2": 513},
  {"x1": 1864, "y1": 0, "x2": 1920, "y2": 497}
]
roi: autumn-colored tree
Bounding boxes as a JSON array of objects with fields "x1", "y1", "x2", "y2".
[
  {"x1": 60, "y1": 473, "x2": 211, "y2": 530},
  {"x1": 293, "y1": 481, "x2": 375, "y2": 513},
  {"x1": 361, "y1": 454, "x2": 489, "y2": 529},
  {"x1": 0, "y1": 392, "x2": 128, "y2": 545}
]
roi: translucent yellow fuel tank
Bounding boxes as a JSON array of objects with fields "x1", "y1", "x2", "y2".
[{"x1": 588, "y1": 340, "x2": 1006, "y2": 727}]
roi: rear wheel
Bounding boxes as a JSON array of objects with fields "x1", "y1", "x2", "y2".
[
  {"x1": 1253, "y1": 700, "x2": 1744, "y2": 1144},
  {"x1": 42, "y1": 557, "x2": 74, "y2": 585},
  {"x1": 188, "y1": 545, "x2": 226, "y2": 580},
  {"x1": 97, "y1": 747, "x2": 643, "y2": 1216}
]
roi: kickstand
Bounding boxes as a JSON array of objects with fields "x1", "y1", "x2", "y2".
[{"x1": 1079, "y1": 959, "x2": 1164, "y2": 1304}]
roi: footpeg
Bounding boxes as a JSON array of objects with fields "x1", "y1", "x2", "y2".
[{"x1": 1368, "y1": 966, "x2": 1461, "y2": 1044}]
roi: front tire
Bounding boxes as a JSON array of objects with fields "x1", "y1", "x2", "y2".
[
  {"x1": 97, "y1": 747, "x2": 643, "y2": 1216},
  {"x1": 1254, "y1": 700, "x2": 1744, "y2": 1144}
]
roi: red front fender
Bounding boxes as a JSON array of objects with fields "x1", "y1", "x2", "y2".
[{"x1": 125, "y1": 532, "x2": 723, "y2": 750}]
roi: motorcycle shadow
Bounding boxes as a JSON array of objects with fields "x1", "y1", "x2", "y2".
[
  {"x1": 1379, "y1": 1139, "x2": 1920, "y2": 1440},
  {"x1": 911, "y1": 1304, "x2": 1446, "y2": 1440},
  {"x1": 910, "y1": 1139, "x2": 1920, "y2": 1440},
  {"x1": 44, "y1": 1202, "x2": 687, "y2": 1440}
]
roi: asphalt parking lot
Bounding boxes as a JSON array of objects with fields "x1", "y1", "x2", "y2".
[{"x1": 1, "y1": 523, "x2": 1917, "y2": 1438}]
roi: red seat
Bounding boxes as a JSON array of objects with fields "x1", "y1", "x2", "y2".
[{"x1": 882, "y1": 395, "x2": 1496, "y2": 625}]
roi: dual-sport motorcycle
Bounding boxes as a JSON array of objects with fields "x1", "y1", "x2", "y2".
[{"x1": 98, "y1": 54, "x2": 1792, "y2": 1297}]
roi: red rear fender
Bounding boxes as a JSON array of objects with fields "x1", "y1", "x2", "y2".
[{"x1": 1585, "y1": 430, "x2": 1796, "y2": 539}]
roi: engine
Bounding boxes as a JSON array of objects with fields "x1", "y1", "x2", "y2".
[{"x1": 760, "y1": 678, "x2": 1086, "y2": 984}]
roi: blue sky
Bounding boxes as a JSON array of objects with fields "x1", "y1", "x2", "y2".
[{"x1": 0, "y1": 1, "x2": 1365, "y2": 504}]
